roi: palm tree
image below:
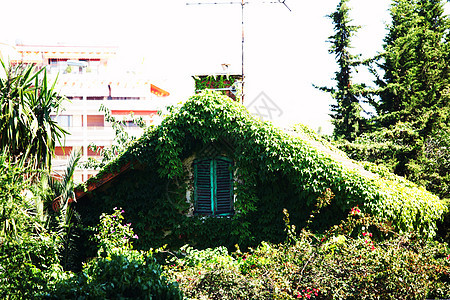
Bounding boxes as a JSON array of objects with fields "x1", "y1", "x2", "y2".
[
  {"x1": 0, "y1": 150, "x2": 35, "y2": 241},
  {"x1": 0, "y1": 60, "x2": 67, "y2": 172},
  {"x1": 45, "y1": 149, "x2": 82, "y2": 270}
]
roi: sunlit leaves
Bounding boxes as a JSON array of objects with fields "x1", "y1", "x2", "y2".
[
  {"x1": 0, "y1": 61, "x2": 67, "y2": 171},
  {"x1": 88, "y1": 91, "x2": 445, "y2": 246}
]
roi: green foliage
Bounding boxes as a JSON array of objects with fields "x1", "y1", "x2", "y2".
[
  {"x1": 43, "y1": 150, "x2": 82, "y2": 270},
  {"x1": 165, "y1": 245, "x2": 271, "y2": 299},
  {"x1": 0, "y1": 235, "x2": 62, "y2": 300},
  {"x1": 0, "y1": 151, "x2": 61, "y2": 299},
  {"x1": 93, "y1": 207, "x2": 139, "y2": 255},
  {"x1": 194, "y1": 74, "x2": 238, "y2": 91},
  {"x1": 50, "y1": 248, "x2": 182, "y2": 300},
  {"x1": 170, "y1": 244, "x2": 232, "y2": 268},
  {"x1": 438, "y1": 199, "x2": 450, "y2": 242},
  {"x1": 0, "y1": 152, "x2": 34, "y2": 240},
  {"x1": 337, "y1": 128, "x2": 399, "y2": 172},
  {"x1": 166, "y1": 210, "x2": 450, "y2": 300},
  {"x1": 373, "y1": 0, "x2": 450, "y2": 127},
  {"x1": 409, "y1": 123, "x2": 450, "y2": 199},
  {"x1": 346, "y1": 0, "x2": 450, "y2": 200},
  {"x1": 0, "y1": 61, "x2": 83, "y2": 294},
  {"x1": 336, "y1": 122, "x2": 421, "y2": 174},
  {"x1": 314, "y1": 0, "x2": 367, "y2": 141},
  {"x1": 50, "y1": 209, "x2": 182, "y2": 299},
  {"x1": 327, "y1": 0, "x2": 450, "y2": 204},
  {"x1": 193, "y1": 74, "x2": 241, "y2": 102},
  {"x1": 336, "y1": 120, "x2": 450, "y2": 199},
  {"x1": 293, "y1": 123, "x2": 334, "y2": 147},
  {"x1": 83, "y1": 104, "x2": 149, "y2": 170},
  {"x1": 77, "y1": 92, "x2": 444, "y2": 254},
  {"x1": 0, "y1": 61, "x2": 67, "y2": 171}
]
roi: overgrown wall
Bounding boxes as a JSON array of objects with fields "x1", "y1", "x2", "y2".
[{"x1": 76, "y1": 92, "x2": 446, "y2": 253}]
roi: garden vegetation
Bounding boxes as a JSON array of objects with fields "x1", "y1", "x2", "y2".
[
  {"x1": 76, "y1": 91, "x2": 444, "y2": 255},
  {"x1": 1, "y1": 63, "x2": 449, "y2": 299},
  {"x1": 1, "y1": 0, "x2": 450, "y2": 297}
]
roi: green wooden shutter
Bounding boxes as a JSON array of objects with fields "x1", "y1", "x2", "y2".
[
  {"x1": 214, "y1": 157, "x2": 233, "y2": 214},
  {"x1": 194, "y1": 159, "x2": 213, "y2": 214}
]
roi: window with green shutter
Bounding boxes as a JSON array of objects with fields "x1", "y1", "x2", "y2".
[{"x1": 193, "y1": 157, "x2": 233, "y2": 216}]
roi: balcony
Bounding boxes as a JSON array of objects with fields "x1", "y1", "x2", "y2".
[
  {"x1": 57, "y1": 125, "x2": 145, "y2": 146},
  {"x1": 59, "y1": 98, "x2": 166, "y2": 115}
]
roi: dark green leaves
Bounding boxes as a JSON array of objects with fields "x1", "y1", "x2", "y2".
[
  {"x1": 314, "y1": 0, "x2": 366, "y2": 142},
  {"x1": 83, "y1": 91, "x2": 444, "y2": 250},
  {"x1": 0, "y1": 61, "x2": 67, "y2": 171}
]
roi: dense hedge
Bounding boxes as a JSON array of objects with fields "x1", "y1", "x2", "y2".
[
  {"x1": 165, "y1": 215, "x2": 450, "y2": 300},
  {"x1": 49, "y1": 248, "x2": 182, "y2": 299},
  {"x1": 76, "y1": 92, "x2": 445, "y2": 254},
  {"x1": 48, "y1": 209, "x2": 183, "y2": 299},
  {"x1": 335, "y1": 122, "x2": 450, "y2": 199},
  {"x1": 0, "y1": 153, "x2": 61, "y2": 299}
]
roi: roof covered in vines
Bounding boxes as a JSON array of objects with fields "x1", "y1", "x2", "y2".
[{"x1": 77, "y1": 91, "x2": 445, "y2": 238}]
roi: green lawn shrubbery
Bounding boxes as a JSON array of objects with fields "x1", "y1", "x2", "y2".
[
  {"x1": 78, "y1": 92, "x2": 445, "y2": 254},
  {"x1": 47, "y1": 208, "x2": 183, "y2": 299},
  {"x1": 164, "y1": 209, "x2": 450, "y2": 300},
  {"x1": 2, "y1": 193, "x2": 449, "y2": 299}
]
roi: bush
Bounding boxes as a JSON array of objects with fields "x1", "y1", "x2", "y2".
[
  {"x1": 0, "y1": 151, "x2": 62, "y2": 299},
  {"x1": 50, "y1": 248, "x2": 182, "y2": 300},
  {"x1": 165, "y1": 245, "x2": 273, "y2": 299},
  {"x1": 49, "y1": 208, "x2": 183, "y2": 299},
  {"x1": 165, "y1": 209, "x2": 450, "y2": 299},
  {"x1": 0, "y1": 237, "x2": 61, "y2": 299}
]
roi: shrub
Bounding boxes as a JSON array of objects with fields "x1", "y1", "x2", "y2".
[
  {"x1": 165, "y1": 245, "x2": 273, "y2": 299},
  {"x1": 0, "y1": 236, "x2": 61, "y2": 299},
  {"x1": 165, "y1": 209, "x2": 450, "y2": 299},
  {"x1": 437, "y1": 199, "x2": 450, "y2": 244},
  {"x1": 0, "y1": 151, "x2": 61, "y2": 299},
  {"x1": 50, "y1": 248, "x2": 182, "y2": 300},
  {"x1": 77, "y1": 92, "x2": 445, "y2": 253},
  {"x1": 49, "y1": 208, "x2": 183, "y2": 299}
]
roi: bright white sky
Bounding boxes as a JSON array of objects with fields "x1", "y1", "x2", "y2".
[{"x1": 2, "y1": 0, "x2": 448, "y2": 133}]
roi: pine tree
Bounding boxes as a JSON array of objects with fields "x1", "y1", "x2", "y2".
[
  {"x1": 347, "y1": 0, "x2": 450, "y2": 196},
  {"x1": 315, "y1": 0, "x2": 365, "y2": 141},
  {"x1": 374, "y1": 0, "x2": 450, "y2": 129}
]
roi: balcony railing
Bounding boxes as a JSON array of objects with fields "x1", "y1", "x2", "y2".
[{"x1": 57, "y1": 126, "x2": 145, "y2": 144}]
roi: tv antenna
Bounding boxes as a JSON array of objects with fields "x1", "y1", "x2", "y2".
[{"x1": 186, "y1": 0, "x2": 291, "y2": 103}]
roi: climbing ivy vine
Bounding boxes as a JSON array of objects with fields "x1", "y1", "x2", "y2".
[
  {"x1": 193, "y1": 75, "x2": 241, "y2": 102},
  {"x1": 76, "y1": 92, "x2": 445, "y2": 253}
]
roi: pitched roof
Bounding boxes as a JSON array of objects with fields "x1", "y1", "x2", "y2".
[{"x1": 76, "y1": 91, "x2": 445, "y2": 237}]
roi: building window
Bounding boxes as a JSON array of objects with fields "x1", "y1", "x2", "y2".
[
  {"x1": 193, "y1": 157, "x2": 234, "y2": 216},
  {"x1": 66, "y1": 96, "x2": 83, "y2": 100},
  {"x1": 122, "y1": 120, "x2": 139, "y2": 127},
  {"x1": 54, "y1": 146, "x2": 73, "y2": 157},
  {"x1": 87, "y1": 146, "x2": 104, "y2": 157},
  {"x1": 87, "y1": 115, "x2": 104, "y2": 127},
  {"x1": 87, "y1": 96, "x2": 106, "y2": 101},
  {"x1": 51, "y1": 115, "x2": 72, "y2": 127}
]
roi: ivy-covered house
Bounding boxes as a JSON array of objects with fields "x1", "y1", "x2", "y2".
[
  {"x1": 193, "y1": 74, "x2": 242, "y2": 102},
  {"x1": 74, "y1": 92, "x2": 445, "y2": 252}
]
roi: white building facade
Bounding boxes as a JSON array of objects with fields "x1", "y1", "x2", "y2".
[{"x1": 4, "y1": 43, "x2": 171, "y2": 182}]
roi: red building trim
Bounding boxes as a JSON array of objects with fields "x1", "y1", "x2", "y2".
[
  {"x1": 75, "y1": 161, "x2": 132, "y2": 200},
  {"x1": 151, "y1": 84, "x2": 170, "y2": 97},
  {"x1": 111, "y1": 110, "x2": 157, "y2": 116}
]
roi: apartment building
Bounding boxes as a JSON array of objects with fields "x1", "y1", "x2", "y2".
[{"x1": 6, "y1": 43, "x2": 171, "y2": 181}]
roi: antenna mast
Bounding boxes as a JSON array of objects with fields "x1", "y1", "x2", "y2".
[{"x1": 186, "y1": 0, "x2": 291, "y2": 104}]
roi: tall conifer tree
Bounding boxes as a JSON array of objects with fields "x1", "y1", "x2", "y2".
[
  {"x1": 374, "y1": 0, "x2": 450, "y2": 129},
  {"x1": 316, "y1": 0, "x2": 365, "y2": 141},
  {"x1": 347, "y1": 0, "x2": 450, "y2": 196}
]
